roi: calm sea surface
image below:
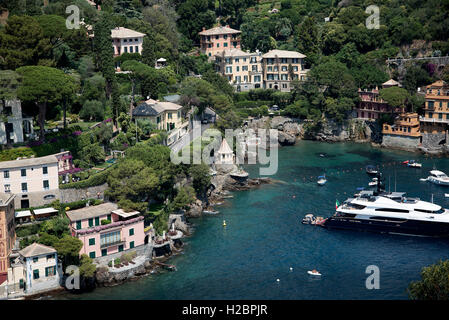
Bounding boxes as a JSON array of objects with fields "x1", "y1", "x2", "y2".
[{"x1": 61, "y1": 141, "x2": 449, "y2": 300}]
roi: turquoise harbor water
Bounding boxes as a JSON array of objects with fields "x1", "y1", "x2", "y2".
[{"x1": 65, "y1": 141, "x2": 449, "y2": 300}]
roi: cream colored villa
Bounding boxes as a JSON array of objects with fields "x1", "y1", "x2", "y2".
[
  {"x1": 262, "y1": 49, "x2": 308, "y2": 92},
  {"x1": 111, "y1": 27, "x2": 145, "y2": 56},
  {"x1": 0, "y1": 155, "x2": 59, "y2": 209},
  {"x1": 132, "y1": 99, "x2": 187, "y2": 132},
  {"x1": 214, "y1": 49, "x2": 308, "y2": 92},
  {"x1": 215, "y1": 49, "x2": 263, "y2": 91}
]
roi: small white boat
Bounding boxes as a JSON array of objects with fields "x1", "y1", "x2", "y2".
[
  {"x1": 406, "y1": 160, "x2": 422, "y2": 168},
  {"x1": 427, "y1": 170, "x2": 449, "y2": 186},
  {"x1": 317, "y1": 175, "x2": 327, "y2": 186},
  {"x1": 445, "y1": 194, "x2": 449, "y2": 198},
  {"x1": 203, "y1": 210, "x2": 219, "y2": 215},
  {"x1": 307, "y1": 270, "x2": 321, "y2": 276},
  {"x1": 419, "y1": 178, "x2": 428, "y2": 182},
  {"x1": 368, "y1": 177, "x2": 378, "y2": 187}
]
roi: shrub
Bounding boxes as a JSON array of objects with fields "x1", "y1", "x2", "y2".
[
  {"x1": 60, "y1": 167, "x2": 112, "y2": 189},
  {"x1": 101, "y1": 219, "x2": 111, "y2": 225},
  {"x1": 0, "y1": 147, "x2": 36, "y2": 161}
]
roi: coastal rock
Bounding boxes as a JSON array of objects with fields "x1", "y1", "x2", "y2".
[
  {"x1": 186, "y1": 199, "x2": 204, "y2": 217},
  {"x1": 278, "y1": 131, "x2": 296, "y2": 145}
]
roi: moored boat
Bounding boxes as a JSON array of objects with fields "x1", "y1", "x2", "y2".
[
  {"x1": 322, "y1": 172, "x2": 449, "y2": 237},
  {"x1": 426, "y1": 170, "x2": 449, "y2": 186},
  {"x1": 366, "y1": 165, "x2": 378, "y2": 176},
  {"x1": 317, "y1": 175, "x2": 327, "y2": 185}
]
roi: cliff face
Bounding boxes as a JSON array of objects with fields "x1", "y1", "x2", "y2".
[
  {"x1": 303, "y1": 119, "x2": 382, "y2": 143},
  {"x1": 244, "y1": 116, "x2": 382, "y2": 145}
]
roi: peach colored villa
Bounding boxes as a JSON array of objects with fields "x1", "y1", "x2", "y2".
[
  {"x1": 66, "y1": 202, "x2": 145, "y2": 260},
  {"x1": 199, "y1": 25, "x2": 241, "y2": 58},
  {"x1": 0, "y1": 194, "x2": 15, "y2": 285}
]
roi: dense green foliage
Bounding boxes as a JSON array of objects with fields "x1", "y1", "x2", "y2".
[{"x1": 409, "y1": 260, "x2": 449, "y2": 300}]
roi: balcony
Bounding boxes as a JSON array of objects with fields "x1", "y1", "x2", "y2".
[
  {"x1": 100, "y1": 238, "x2": 126, "y2": 249},
  {"x1": 419, "y1": 116, "x2": 449, "y2": 124}
]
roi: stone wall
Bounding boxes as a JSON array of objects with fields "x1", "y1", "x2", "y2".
[
  {"x1": 59, "y1": 183, "x2": 108, "y2": 203},
  {"x1": 421, "y1": 132, "x2": 447, "y2": 149},
  {"x1": 381, "y1": 134, "x2": 421, "y2": 151},
  {"x1": 94, "y1": 244, "x2": 152, "y2": 266}
]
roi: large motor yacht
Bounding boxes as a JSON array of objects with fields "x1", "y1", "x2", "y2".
[{"x1": 321, "y1": 173, "x2": 449, "y2": 237}]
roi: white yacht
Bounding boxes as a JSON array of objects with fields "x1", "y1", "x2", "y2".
[
  {"x1": 427, "y1": 170, "x2": 449, "y2": 186},
  {"x1": 322, "y1": 174, "x2": 449, "y2": 237}
]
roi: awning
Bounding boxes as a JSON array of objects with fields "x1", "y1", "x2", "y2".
[
  {"x1": 112, "y1": 209, "x2": 139, "y2": 218},
  {"x1": 33, "y1": 208, "x2": 58, "y2": 216},
  {"x1": 15, "y1": 210, "x2": 32, "y2": 218}
]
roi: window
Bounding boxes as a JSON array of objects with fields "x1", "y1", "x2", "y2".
[
  {"x1": 252, "y1": 65, "x2": 258, "y2": 72},
  {"x1": 242, "y1": 66, "x2": 248, "y2": 71},
  {"x1": 89, "y1": 238, "x2": 95, "y2": 246},
  {"x1": 4, "y1": 184, "x2": 10, "y2": 193},
  {"x1": 43, "y1": 167, "x2": 48, "y2": 175},
  {"x1": 107, "y1": 214, "x2": 111, "y2": 221},
  {"x1": 233, "y1": 42, "x2": 237, "y2": 47},
  {"x1": 33, "y1": 257, "x2": 38, "y2": 263},
  {"x1": 89, "y1": 252, "x2": 96, "y2": 259},
  {"x1": 129, "y1": 228, "x2": 134, "y2": 236},
  {"x1": 45, "y1": 266, "x2": 56, "y2": 277},
  {"x1": 118, "y1": 245, "x2": 124, "y2": 252},
  {"x1": 100, "y1": 231, "x2": 121, "y2": 247},
  {"x1": 235, "y1": 58, "x2": 239, "y2": 63},
  {"x1": 439, "y1": 113, "x2": 443, "y2": 119},
  {"x1": 273, "y1": 66, "x2": 278, "y2": 72},
  {"x1": 168, "y1": 113, "x2": 173, "y2": 119},
  {"x1": 33, "y1": 269, "x2": 39, "y2": 280},
  {"x1": 225, "y1": 66, "x2": 232, "y2": 73},
  {"x1": 4, "y1": 170, "x2": 9, "y2": 179},
  {"x1": 134, "y1": 38, "x2": 138, "y2": 41},
  {"x1": 43, "y1": 180, "x2": 49, "y2": 190},
  {"x1": 281, "y1": 74, "x2": 288, "y2": 80},
  {"x1": 21, "y1": 169, "x2": 26, "y2": 177},
  {"x1": 130, "y1": 46, "x2": 133, "y2": 53},
  {"x1": 21, "y1": 183, "x2": 27, "y2": 193},
  {"x1": 281, "y1": 66, "x2": 288, "y2": 72},
  {"x1": 281, "y1": 58, "x2": 287, "y2": 63},
  {"x1": 215, "y1": 35, "x2": 219, "y2": 39},
  {"x1": 76, "y1": 221, "x2": 82, "y2": 230},
  {"x1": 88, "y1": 218, "x2": 93, "y2": 227},
  {"x1": 95, "y1": 217, "x2": 100, "y2": 226},
  {"x1": 130, "y1": 241, "x2": 135, "y2": 249},
  {"x1": 254, "y1": 75, "x2": 261, "y2": 82},
  {"x1": 101, "y1": 249, "x2": 107, "y2": 257},
  {"x1": 124, "y1": 47, "x2": 128, "y2": 53},
  {"x1": 236, "y1": 66, "x2": 240, "y2": 72},
  {"x1": 223, "y1": 35, "x2": 227, "y2": 40},
  {"x1": 135, "y1": 46, "x2": 138, "y2": 53},
  {"x1": 46, "y1": 254, "x2": 53, "y2": 261},
  {"x1": 224, "y1": 42, "x2": 228, "y2": 47},
  {"x1": 216, "y1": 43, "x2": 220, "y2": 48}
]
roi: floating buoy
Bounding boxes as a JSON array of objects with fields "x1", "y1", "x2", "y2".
[
  {"x1": 289, "y1": 267, "x2": 293, "y2": 271},
  {"x1": 276, "y1": 279, "x2": 280, "y2": 282},
  {"x1": 223, "y1": 220, "x2": 227, "y2": 227}
]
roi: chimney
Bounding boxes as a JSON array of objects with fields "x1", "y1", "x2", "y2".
[{"x1": 202, "y1": 27, "x2": 206, "y2": 31}]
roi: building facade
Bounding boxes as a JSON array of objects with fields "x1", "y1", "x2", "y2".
[
  {"x1": 111, "y1": 27, "x2": 145, "y2": 57},
  {"x1": 419, "y1": 80, "x2": 449, "y2": 148},
  {"x1": 214, "y1": 49, "x2": 308, "y2": 92},
  {"x1": 0, "y1": 194, "x2": 15, "y2": 285},
  {"x1": 215, "y1": 49, "x2": 263, "y2": 91},
  {"x1": 0, "y1": 155, "x2": 59, "y2": 209},
  {"x1": 382, "y1": 113, "x2": 422, "y2": 150},
  {"x1": 355, "y1": 80, "x2": 405, "y2": 120},
  {"x1": 199, "y1": 25, "x2": 241, "y2": 58},
  {"x1": 261, "y1": 50, "x2": 309, "y2": 92},
  {"x1": 132, "y1": 98, "x2": 188, "y2": 129},
  {"x1": 0, "y1": 100, "x2": 33, "y2": 145},
  {"x1": 66, "y1": 202, "x2": 145, "y2": 260},
  {"x1": 7, "y1": 243, "x2": 60, "y2": 294}
]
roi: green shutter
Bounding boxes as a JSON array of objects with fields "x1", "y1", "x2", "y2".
[
  {"x1": 89, "y1": 252, "x2": 96, "y2": 259},
  {"x1": 118, "y1": 245, "x2": 124, "y2": 252},
  {"x1": 101, "y1": 249, "x2": 107, "y2": 257},
  {"x1": 89, "y1": 238, "x2": 95, "y2": 246},
  {"x1": 88, "y1": 218, "x2": 93, "y2": 227},
  {"x1": 76, "y1": 221, "x2": 81, "y2": 229},
  {"x1": 129, "y1": 228, "x2": 134, "y2": 236},
  {"x1": 95, "y1": 217, "x2": 100, "y2": 226},
  {"x1": 107, "y1": 214, "x2": 111, "y2": 221},
  {"x1": 130, "y1": 241, "x2": 135, "y2": 249}
]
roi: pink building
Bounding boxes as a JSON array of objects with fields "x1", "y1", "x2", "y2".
[
  {"x1": 355, "y1": 80, "x2": 404, "y2": 120},
  {"x1": 66, "y1": 202, "x2": 145, "y2": 259},
  {"x1": 199, "y1": 25, "x2": 241, "y2": 58}
]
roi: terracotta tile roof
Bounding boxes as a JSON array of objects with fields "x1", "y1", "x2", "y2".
[
  {"x1": 66, "y1": 202, "x2": 118, "y2": 221},
  {"x1": 0, "y1": 154, "x2": 58, "y2": 170},
  {"x1": 262, "y1": 49, "x2": 306, "y2": 59},
  {"x1": 19, "y1": 243, "x2": 56, "y2": 258},
  {"x1": 111, "y1": 27, "x2": 145, "y2": 39},
  {"x1": 199, "y1": 25, "x2": 241, "y2": 36}
]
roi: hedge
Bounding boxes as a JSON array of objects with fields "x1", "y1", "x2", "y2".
[
  {"x1": 234, "y1": 100, "x2": 272, "y2": 109},
  {"x1": 63, "y1": 199, "x2": 103, "y2": 210},
  {"x1": 60, "y1": 167, "x2": 112, "y2": 189}
]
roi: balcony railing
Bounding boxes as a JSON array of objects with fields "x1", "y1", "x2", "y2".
[{"x1": 419, "y1": 116, "x2": 449, "y2": 124}]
